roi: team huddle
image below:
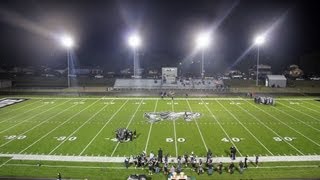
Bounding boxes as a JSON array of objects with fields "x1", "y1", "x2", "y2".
[{"x1": 254, "y1": 96, "x2": 275, "y2": 105}]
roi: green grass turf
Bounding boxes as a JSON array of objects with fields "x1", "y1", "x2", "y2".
[{"x1": 0, "y1": 96, "x2": 319, "y2": 179}]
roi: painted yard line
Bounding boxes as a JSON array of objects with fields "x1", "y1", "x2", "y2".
[
  {"x1": 0, "y1": 99, "x2": 43, "y2": 116},
  {"x1": 0, "y1": 100, "x2": 73, "y2": 148},
  {"x1": 0, "y1": 100, "x2": 65, "y2": 134},
  {"x1": 0, "y1": 100, "x2": 48, "y2": 124},
  {"x1": 171, "y1": 100, "x2": 178, "y2": 157},
  {"x1": 295, "y1": 102, "x2": 320, "y2": 115},
  {"x1": 186, "y1": 99, "x2": 208, "y2": 152},
  {"x1": 279, "y1": 102, "x2": 320, "y2": 121},
  {"x1": 19, "y1": 99, "x2": 98, "y2": 153},
  {"x1": 79, "y1": 99, "x2": 128, "y2": 155},
  {"x1": 0, "y1": 158, "x2": 11, "y2": 168},
  {"x1": 49, "y1": 97, "x2": 108, "y2": 155},
  {"x1": 236, "y1": 103, "x2": 304, "y2": 155},
  {"x1": 4, "y1": 163, "x2": 319, "y2": 170},
  {"x1": 271, "y1": 106, "x2": 320, "y2": 132},
  {"x1": 2, "y1": 153, "x2": 320, "y2": 163},
  {"x1": 144, "y1": 99, "x2": 159, "y2": 152},
  {"x1": 302, "y1": 100, "x2": 320, "y2": 109},
  {"x1": 246, "y1": 100, "x2": 320, "y2": 147},
  {"x1": 200, "y1": 98, "x2": 243, "y2": 156},
  {"x1": 111, "y1": 99, "x2": 144, "y2": 157},
  {"x1": 217, "y1": 100, "x2": 274, "y2": 156}
]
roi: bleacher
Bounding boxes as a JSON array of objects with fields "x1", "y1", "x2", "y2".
[
  {"x1": 114, "y1": 79, "x2": 161, "y2": 89},
  {"x1": 113, "y1": 78, "x2": 224, "y2": 90}
]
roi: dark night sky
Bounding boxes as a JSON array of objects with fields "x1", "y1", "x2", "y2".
[{"x1": 0, "y1": 0, "x2": 319, "y2": 73}]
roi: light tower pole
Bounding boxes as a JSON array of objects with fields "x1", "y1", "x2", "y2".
[
  {"x1": 196, "y1": 32, "x2": 210, "y2": 79},
  {"x1": 128, "y1": 34, "x2": 141, "y2": 78},
  {"x1": 254, "y1": 35, "x2": 265, "y2": 86},
  {"x1": 60, "y1": 35, "x2": 74, "y2": 88}
]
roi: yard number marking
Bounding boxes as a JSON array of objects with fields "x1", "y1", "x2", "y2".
[
  {"x1": 73, "y1": 102, "x2": 85, "y2": 105},
  {"x1": 230, "y1": 102, "x2": 241, "y2": 105},
  {"x1": 221, "y1": 137, "x2": 242, "y2": 142},
  {"x1": 289, "y1": 102, "x2": 300, "y2": 105},
  {"x1": 4, "y1": 135, "x2": 26, "y2": 140},
  {"x1": 54, "y1": 136, "x2": 77, "y2": 141},
  {"x1": 166, "y1": 137, "x2": 185, "y2": 143},
  {"x1": 273, "y1": 137, "x2": 296, "y2": 142}
]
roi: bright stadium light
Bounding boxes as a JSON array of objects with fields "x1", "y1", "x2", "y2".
[
  {"x1": 128, "y1": 34, "x2": 141, "y2": 48},
  {"x1": 60, "y1": 35, "x2": 74, "y2": 49},
  {"x1": 195, "y1": 32, "x2": 211, "y2": 78},
  {"x1": 59, "y1": 34, "x2": 74, "y2": 88},
  {"x1": 253, "y1": 34, "x2": 266, "y2": 86},
  {"x1": 196, "y1": 32, "x2": 210, "y2": 49},
  {"x1": 128, "y1": 33, "x2": 142, "y2": 78},
  {"x1": 254, "y1": 35, "x2": 266, "y2": 46}
]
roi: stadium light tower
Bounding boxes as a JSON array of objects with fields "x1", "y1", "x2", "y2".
[
  {"x1": 60, "y1": 35, "x2": 74, "y2": 88},
  {"x1": 254, "y1": 34, "x2": 266, "y2": 86},
  {"x1": 196, "y1": 32, "x2": 211, "y2": 79},
  {"x1": 128, "y1": 34, "x2": 141, "y2": 78}
]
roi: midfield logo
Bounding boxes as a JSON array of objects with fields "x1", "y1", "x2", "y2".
[{"x1": 144, "y1": 111, "x2": 201, "y2": 123}]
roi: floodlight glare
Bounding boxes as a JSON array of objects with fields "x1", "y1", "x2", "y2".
[
  {"x1": 254, "y1": 35, "x2": 266, "y2": 45},
  {"x1": 128, "y1": 34, "x2": 141, "y2": 48},
  {"x1": 60, "y1": 35, "x2": 74, "y2": 48},
  {"x1": 196, "y1": 32, "x2": 210, "y2": 49}
]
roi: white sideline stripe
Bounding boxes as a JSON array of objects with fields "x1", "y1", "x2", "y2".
[
  {"x1": 217, "y1": 100, "x2": 274, "y2": 156},
  {"x1": 1, "y1": 154, "x2": 320, "y2": 163},
  {"x1": 79, "y1": 99, "x2": 128, "y2": 155},
  {"x1": 172, "y1": 100, "x2": 178, "y2": 157},
  {"x1": 19, "y1": 97, "x2": 319, "y2": 101},
  {"x1": 201, "y1": 98, "x2": 243, "y2": 156},
  {"x1": 271, "y1": 105, "x2": 320, "y2": 132},
  {"x1": 0, "y1": 99, "x2": 43, "y2": 116},
  {"x1": 0, "y1": 100, "x2": 47, "y2": 124},
  {"x1": 49, "y1": 97, "x2": 107, "y2": 155},
  {"x1": 4, "y1": 163, "x2": 319, "y2": 170},
  {"x1": 281, "y1": 101, "x2": 320, "y2": 122},
  {"x1": 144, "y1": 99, "x2": 158, "y2": 152},
  {"x1": 0, "y1": 100, "x2": 63, "y2": 134},
  {"x1": 0, "y1": 100, "x2": 73, "y2": 148},
  {"x1": 246, "y1": 100, "x2": 320, "y2": 148},
  {"x1": 111, "y1": 99, "x2": 143, "y2": 157},
  {"x1": 186, "y1": 99, "x2": 208, "y2": 151},
  {"x1": 236, "y1": 102, "x2": 305, "y2": 155},
  {"x1": 19, "y1": 99, "x2": 98, "y2": 153}
]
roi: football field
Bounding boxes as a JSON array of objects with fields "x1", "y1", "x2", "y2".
[{"x1": 0, "y1": 96, "x2": 319, "y2": 162}]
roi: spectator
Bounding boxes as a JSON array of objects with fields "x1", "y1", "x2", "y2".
[
  {"x1": 244, "y1": 156, "x2": 248, "y2": 169},
  {"x1": 57, "y1": 173, "x2": 61, "y2": 180},
  {"x1": 217, "y1": 162, "x2": 223, "y2": 174},
  {"x1": 158, "y1": 148, "x2": 163, "y2": 163},
  {"x1": 239, "y1": 161, "x2": 244, "y2": 174},
  {"x1": 207, "y1": 159, "x2": 214, "y2": 175},
  {"x1": 228, "y1": 162, "x2": 235, "y2": 174},
  {"x1": 124, "y1": 157, "x2": 130, "y2": 169},
  {"x1": 163, "y1": 162, "x2": 168, "y2": 175}
]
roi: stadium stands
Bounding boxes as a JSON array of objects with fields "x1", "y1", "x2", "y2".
[{"x1": 113, "y1": 78, "x2": 224, "y2": 90}]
